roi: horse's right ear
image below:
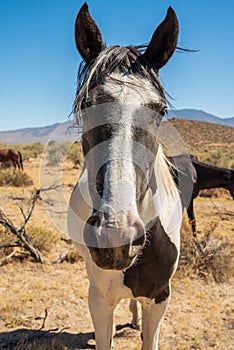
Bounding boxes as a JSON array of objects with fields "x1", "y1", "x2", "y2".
[{"x1": 75, "y1": 3, "x2": 105, "y2": 64}]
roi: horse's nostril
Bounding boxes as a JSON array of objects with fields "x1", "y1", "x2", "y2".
[
  {"x1": 87, "y1": 214, "x2": 101, "y2": 227},
  {"x1": 132, "y1": 235, "x2": 145, "y2": 247}
]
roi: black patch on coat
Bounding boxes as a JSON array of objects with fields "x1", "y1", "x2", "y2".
[
  {"x1": 124, "y1": 219, "x2": 178, "y2": 300},
  {"x1": 154, "y1": 285, "x2": 170, "y2": 304}
]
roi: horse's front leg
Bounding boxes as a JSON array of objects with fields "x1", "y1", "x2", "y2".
[
  {"x1": 88, "y1": 284, "x2": 118, "y2": 350},
  {"x1": 12, "y1": 161, "x2": 17, "y2": 171},
  {"x1": 140, "y1": 290, "x2": 170, "y2": 350},
  {"x1": 129, "y1": 299, "x2": 142, "y2": 330}
]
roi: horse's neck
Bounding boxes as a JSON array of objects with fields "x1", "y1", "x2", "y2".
[
  {"x1": 196, "y1": 166, "x2": 233, "y2": 189},
  {"x1": 140, "y1": 148, "x2": 182, "y2": 247}
]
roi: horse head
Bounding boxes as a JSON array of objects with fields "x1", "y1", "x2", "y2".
[{"x1": 74, "y1": 3, "x2": 179, "y2": 270}]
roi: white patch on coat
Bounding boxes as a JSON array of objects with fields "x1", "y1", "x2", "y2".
[
  {"x1": 101, "y1": 104, "x2": 137, "y2": 215},
  {"x1": 99, "y1": 70, "x2": 164, "y2": 219},
  {"x1": 73, "y1": 241, "x2": 133, "y2": 299},
  {"x1": 103, "y1": 72, "x2": 162, "y2": 106},
  {"x1": 138, "y1": 294, "x2": 171, "y2": 349}
]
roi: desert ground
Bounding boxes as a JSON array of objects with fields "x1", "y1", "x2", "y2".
[{"x1": 0, "y1": 120, "x2": 233, "y2": 350}]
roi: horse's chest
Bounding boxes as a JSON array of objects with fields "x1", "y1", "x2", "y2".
[
  {"x1": 74, "y1": 220, "x2": 178, "y2": 301},
  {"x1": 79, "y1": 244, "x2": 133, "y2": 300},
  {"x1": 124, "y1": 219, "x2": 178, "y2": 299}
]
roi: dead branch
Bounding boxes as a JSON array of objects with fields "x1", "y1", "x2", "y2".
[
  {"x1": 0, "y1": 243, "x2": 24, "y2": 249},
  {"x1": 52, "y1": 249, "x2": 69, "y2": 264},
  {"x1": 0, "y1": 184, "x2": 72, "y2": 264},
  {"x1": 40, "y1": 184, "x2": 62, "y2": 192},
  {"x1": 0, "y1": 187, "x2": 56, "y2": 264},
  {"x1": 38, "y1": 308, "x2": 48, "y2": 331},
  {"x1": 60, "y1": 236, "x2": 72, "y2": 243},
  {"x1": 18, "y1": 189, "x2": 42, "y2": 231},
  {"x1": 9, "y1": 196, "x2": 26, "y2": 201},
  {"x1": 0, "y1": 250, "x2": 17, "y2": 266},
  {"x1": 0, "y1": 202, "x2": 43, "y2": 263}
]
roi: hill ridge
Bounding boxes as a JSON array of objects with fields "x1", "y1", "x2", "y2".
[
  {"x1": 167, "y1": 109, "x2": 234, "y2": 127},
  {"x1": 0, "y1": 109, "x2": 233, "y2": 145}
]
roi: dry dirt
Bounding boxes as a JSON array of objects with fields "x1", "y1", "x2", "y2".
[{"x1": 0, "y1": 154, "x2": 233, "y2": 349}]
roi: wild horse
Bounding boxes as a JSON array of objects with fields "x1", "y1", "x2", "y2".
[
  {"x1": 0, "y1": 149, "x2": 23, "y2": 170},
  {"x1": 170, "y1": 154, "x2": 234, "y2": 232},
  {"x1": 187, "y1": 156, "x2": 233, "y2": 232},
  {"x1": 68, "y1": 4, "x2": 184, "y2": 349}
]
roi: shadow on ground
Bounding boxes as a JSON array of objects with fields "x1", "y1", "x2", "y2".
[
  {"x1": 0, "y1": 324, "x2": 135, "y2": 349},
  {"x1": 0, "y1": 329, "x2": 95, "y2": 350}
]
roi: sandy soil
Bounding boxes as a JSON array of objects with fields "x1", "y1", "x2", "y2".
[{"x1": 0, "y1": 159, "x2": 233, "y2": 350}]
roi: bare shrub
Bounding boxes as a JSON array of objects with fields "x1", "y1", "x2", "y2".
[
  {"x1": 46, "y1": 142, "x2": 69, "y2": 167},
  {"x1": 66, "y1": 141, "x2": 83, "y2": 167},
  {"x1": 64, "y1": 247, "x2": 82, "y2": 263},
  {"x1": 0, "y1": 189, "x2": 44, "y2": 263},
  {"x1": 53, "y1": 245, "x2": 82, "y2": 264},
  {"x1": 178, "y1": 219, "x2": 233, "y2": 282},
  {"x1": 0, "y1": 227, "x2": 19, "y2": 259},
  {"x1": 27, "y1": 226, "x2": 60, "y2": 253},
  {"x1": 21, "y1": 142, "x2": 44, "y2": 161},
  {"x1": 0, "y1": 169, "x2": 33, "y2": 187},
  {"x1": 195, "y1": 149, "x2": 234, "y2": 169}
]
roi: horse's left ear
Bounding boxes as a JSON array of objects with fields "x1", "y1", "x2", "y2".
[
  {"x1": 144, "y1": 7, "x2": 179, "y2": 70},
  {"x1": 75, "y1": 3, "x2": 105, "y2": 63}
]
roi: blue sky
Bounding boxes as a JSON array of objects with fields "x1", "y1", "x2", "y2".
[{"x1": 0, "y1": 0, "x2": 234, "y2": 131}]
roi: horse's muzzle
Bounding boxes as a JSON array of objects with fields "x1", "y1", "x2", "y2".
[{"x1": 84, "y1": 211, "x2": 145, "y2": 270}]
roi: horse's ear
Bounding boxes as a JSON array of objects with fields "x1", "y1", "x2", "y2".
[
  {"x1": 144, "y1": 7, "x2": 179, "y2": 70},
  {"x1": 75, "y1": 3, "x2": 105, "y2": 63}
]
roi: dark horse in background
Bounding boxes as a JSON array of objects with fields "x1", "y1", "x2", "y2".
[
  {"x1": 171, "y1": 154, "x2": 234, "y2": 232},
  {"x1": 0, "y1": 149, "x2": 24, "y2": 170}
]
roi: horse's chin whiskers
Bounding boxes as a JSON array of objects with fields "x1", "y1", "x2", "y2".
[{"x1": 129, "y1": 245, "x2": 143, "y2": 258}]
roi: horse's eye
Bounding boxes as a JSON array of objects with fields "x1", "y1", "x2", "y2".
[
  {"x1": 161, "y1": 107, "x2": 167, "y2": 117},
  {"x1": 144, "y1": 103, "x2": 167, "y2": 117},
  {"x1": 81, "y1": 97, "x2": 92, "y2": 109}
]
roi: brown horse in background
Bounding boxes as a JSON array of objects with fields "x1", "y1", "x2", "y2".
[{"x1": 0, "y1": 149, "x2": 24, "y2": 170}]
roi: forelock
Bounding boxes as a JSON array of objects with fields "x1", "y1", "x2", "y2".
[{"x1": 74, "y1": 45, "x2": 165, "y2": 116}]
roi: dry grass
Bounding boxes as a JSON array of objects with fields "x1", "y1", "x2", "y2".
[
  {"x1": 170, "y1": 119, "x2": 234, "y2": 160},
  {"x1": 28, "y1": 226, "x2": 61, "y2": 253},
  {"x1": 0, "y1": 145, "x2": 233, "y2": 349},
  {"x1": 61, "y1": 247, "x2": 82, "y2": 264},
  {"x1": 0, "y1": 169, "x2": 33, "y2": 187}
]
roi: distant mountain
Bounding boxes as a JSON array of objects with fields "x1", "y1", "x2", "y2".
[
  {"x1": 0, "y1": 109, "x2": 233, "y2": 144},
  {"x1": 167, "y1": 109, "x2": 234, "y2": 127},
  {"x1": 0, "y1": 121, "x2": 80, "y2": 145}
]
